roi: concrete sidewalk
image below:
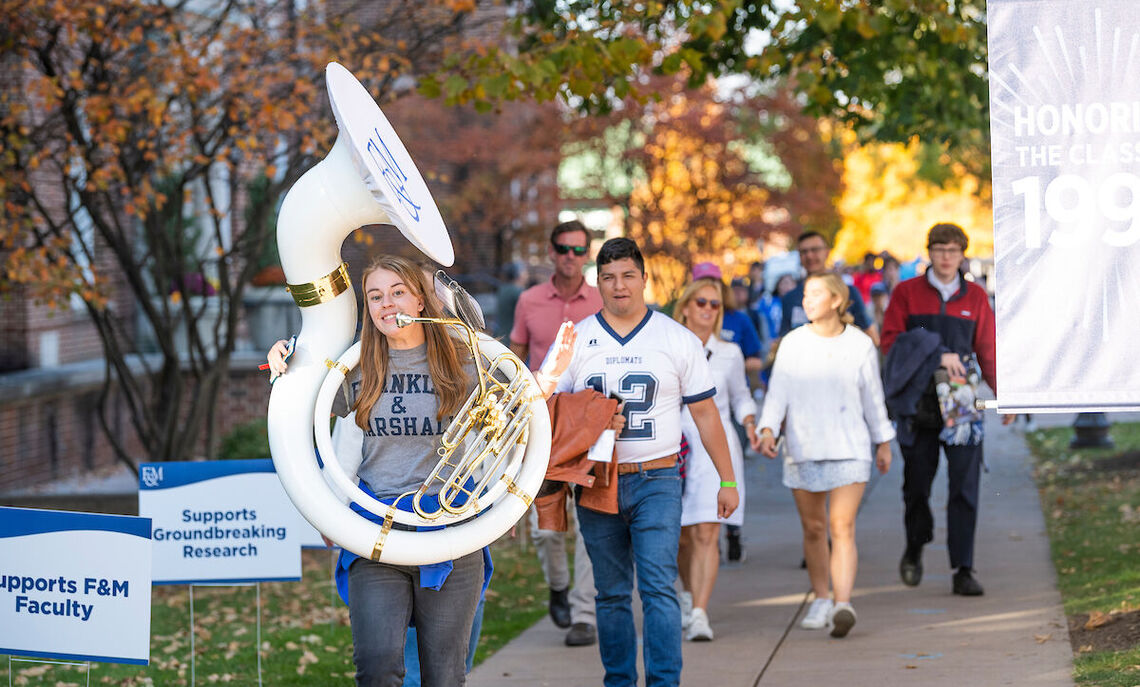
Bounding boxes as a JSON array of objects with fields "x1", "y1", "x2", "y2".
[{"x1": 469, "y1": 415, "x2": 1076, "y2": 686}]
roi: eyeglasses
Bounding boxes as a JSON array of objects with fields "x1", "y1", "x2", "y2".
[
  {"x1": 694, "y1": 298, "x2": 722, "y2": 310},
  {"x1": 552, "y1": 242, "x2": 588, "y2": 256}
]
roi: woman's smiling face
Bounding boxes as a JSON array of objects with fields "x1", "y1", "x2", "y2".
[
  {"x1": 365, "y1": 267, "x2": 425, "y2": 337},
  {"x1": 682, "y1": 283, "x2": 722, "y2": 333}
]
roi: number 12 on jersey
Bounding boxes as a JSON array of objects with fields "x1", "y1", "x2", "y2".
[{"x1": 585, "y1": 373, "x2": 659, "y2": 440}]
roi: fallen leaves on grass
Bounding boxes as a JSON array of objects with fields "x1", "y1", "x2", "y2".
[
  {"x1": 1085, "y1": 610, "x2": 1114, "y2": 630},
  {"x1": 296, "y1": 649, "x2": 319, "y2": 675}
]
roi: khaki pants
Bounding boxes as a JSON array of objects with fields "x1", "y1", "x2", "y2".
[{"x1": 528, "y1": 499, "x2": 596, "y2": 625}]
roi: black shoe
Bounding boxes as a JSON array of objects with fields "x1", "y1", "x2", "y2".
[
  {"x1": 565, "y1": 622, "x2": 597, "y2": 646},
  {"x1": 899, "y1": 549, "x2": 923, "y2": 587},
  {"x1": 952, "y1": 567, "x2": 985, "y2": 596},
  {"x1": 549, "y1": 587, "x2": 571, "y2": 628},
  {"x1": 726, "y1": 530, "x2": 744, "y2": 562}
]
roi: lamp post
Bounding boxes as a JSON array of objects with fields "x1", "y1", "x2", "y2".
[{"x1": 1070, "y1": 412, "x2": 1114, "y2": 449}]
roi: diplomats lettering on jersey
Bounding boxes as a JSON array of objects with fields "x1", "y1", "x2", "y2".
[{"x1": 605, "y1": 355, "x2": 644, "y2": 365}]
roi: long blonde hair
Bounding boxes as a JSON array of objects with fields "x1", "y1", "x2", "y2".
[
  {"x1": 805, "y1": 273, "x2": 854, "y2": 325},
  {"x1": 673, "y1": 278, "x2": 724, "y2": 334},
  {"x1": 353, "y1": 255, "x2": 470, "y2": 431}
]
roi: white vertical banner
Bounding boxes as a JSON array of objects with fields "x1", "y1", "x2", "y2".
[
  {"x1": 0, "y1": 507, "x2": 152, "y2": 665},
  {"x1": 988, "y1": 0, "x2": 1140, "y2": 412}
]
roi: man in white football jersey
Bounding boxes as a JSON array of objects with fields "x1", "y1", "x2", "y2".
[{"x1": 537, "y1": 237, "x2": 738, "y2": 687}]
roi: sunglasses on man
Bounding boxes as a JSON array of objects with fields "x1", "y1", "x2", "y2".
[{"x1": 552, "y1": 242, "x2": 588, "y2": 256}]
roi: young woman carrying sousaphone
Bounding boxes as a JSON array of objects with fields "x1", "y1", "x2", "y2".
[
  {"x1": 267, "y1": 254, "x2": 489, "y2": 685},
  {"x1": 266, "y1": 62, "x2": 550, "y2": 687}
]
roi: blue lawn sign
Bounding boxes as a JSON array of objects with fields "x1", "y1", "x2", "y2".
[
  {"x1": 0, "y1": 507, "x2": 153, "y2": 665},
  {"x1": 138, "y1": 460, "x2": 305, "y2": 585}
]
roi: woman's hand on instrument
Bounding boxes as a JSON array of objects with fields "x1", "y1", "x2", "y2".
[
  {"x1": 266, "y1": 339, "x2": 292, "y2": 377},
  {"x1": 875, "y1": 442, "x2": 892, "y2": 474},
  {"x1": 759, "y1": 430, "x2": 778, "y2": 459}
]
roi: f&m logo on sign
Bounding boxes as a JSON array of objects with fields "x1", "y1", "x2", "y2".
[{"x1": 141, "y1": 466, "x2": 163, "y2": 488}]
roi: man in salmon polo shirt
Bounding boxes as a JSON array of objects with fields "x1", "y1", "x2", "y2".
[{"x1": 510, "y1": 219, "x2": 604, "y2": 647}]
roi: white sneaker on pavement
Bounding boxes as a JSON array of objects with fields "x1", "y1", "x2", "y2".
[
  {"x1": 800, "y1": 598, "x2": 833, "y2": 630},
  {"x1": 829, "y1": 602, "x2": 857, "y2": 638},
  {"x1": 680, "y1": 590, "x2": 693, "y2": 629},
  {"x1": 686, "y1": 607, "x2": 714, "y2": 641}
]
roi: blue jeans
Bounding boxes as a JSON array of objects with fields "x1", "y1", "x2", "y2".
[{"x1": 577, "y1": 463, "x2": 683, "y2": 687}]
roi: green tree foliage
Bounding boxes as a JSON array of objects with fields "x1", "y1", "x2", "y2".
[{"x1": 424, "y1": 0, "x2": 989, "y2": 167}]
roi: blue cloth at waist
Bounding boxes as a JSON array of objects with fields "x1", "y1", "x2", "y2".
[{"x1": 334, "y1": 480, "x2": 493, "y2": 610}]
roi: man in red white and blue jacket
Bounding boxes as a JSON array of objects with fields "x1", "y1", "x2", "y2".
[{"x1": 880, "y1": 222, "x2": 1012, "y2": 599}]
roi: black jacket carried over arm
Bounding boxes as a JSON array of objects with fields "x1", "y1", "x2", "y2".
[{"x1": 882, "y1": 328, "x2": 946, "y2": 447}]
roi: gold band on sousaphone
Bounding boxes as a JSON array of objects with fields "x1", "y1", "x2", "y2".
[
  {"x1": 266, "y1": 62, "x2": 551, "y2": 566},
  {"x1": 286, "y1": 262, "x2": 351, "y2": 307}
]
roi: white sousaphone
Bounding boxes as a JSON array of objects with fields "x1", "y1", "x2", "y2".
[{"x1": 267, "y1": 62, "x2": 551, "y2": 565}]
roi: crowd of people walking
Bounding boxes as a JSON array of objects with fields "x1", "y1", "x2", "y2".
[
  {"x1": 268, "y1": 219, "x2": 1002, "y2": 687},
  {"x1": 495, "y1": 220, "x2": 1001, "y2": 686}
]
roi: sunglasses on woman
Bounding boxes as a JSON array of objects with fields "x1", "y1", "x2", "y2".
[
  {"x1": 694, "y1": 297, "x2": 721, "y2": 309},
  {"x1": 552, "y1": 242, "x2": 588, "y2": 256}
]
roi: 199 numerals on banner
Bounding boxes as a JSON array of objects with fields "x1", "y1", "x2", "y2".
[{"x1": 1012, "y1": 173, "x2": 1140, "y2": 248}]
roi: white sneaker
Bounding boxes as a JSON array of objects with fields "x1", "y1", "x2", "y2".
[
  {"x1": 686, "y1": 608, "x2": 714, "y2": 641},
  {"x1": 800, "y1": 598, "x2": 833, "y2": 630},
  {"x1": 829, "y1": 602, "x2": 857, "y2": 638},
  {"x1": 1024, "y1": 419, "x2": 1039, "y2": 432},
  {"x1": 680, "y1": 590, "x2": 693, "y2": 629}
]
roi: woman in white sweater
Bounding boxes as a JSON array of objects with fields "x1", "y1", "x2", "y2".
[
  {"x1": 674, "y1": 277, "x2": 760, "y2": 642},
  {"x1": 759, "y1": 273, "x2": 894, "y2": 639}
]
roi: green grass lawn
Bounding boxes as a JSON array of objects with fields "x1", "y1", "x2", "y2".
[
  {"x1": 1026, "y1": 421, "x2": 1140, "y2": 687},
  {"x1": 4, "y1": 536, "x2": 547, "y2": 685}
]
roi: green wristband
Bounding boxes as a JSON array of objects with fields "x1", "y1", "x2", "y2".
[{"x1": 720, "y1": 481, "x2": 737, "y2": 488}]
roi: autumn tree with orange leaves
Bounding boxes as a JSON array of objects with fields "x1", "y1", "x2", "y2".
[
  {"x1": 563, "y1": 77, "x2": 841, "y2": 302},
  {"x1": 0, "y1": 0, "x2": 507, "y2": 466}
]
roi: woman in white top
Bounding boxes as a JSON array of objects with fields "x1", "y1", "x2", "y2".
[
  {"x1": 674, "y1": 278, "x2": 760, "y2": 641},
  {"x1": 758, "y1": 273, "x2": 894, "y2": 639}
]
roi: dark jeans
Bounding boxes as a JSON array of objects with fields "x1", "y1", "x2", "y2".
[
  {"x1": 577, "y1": 463, "x2": 683, "y2": 687},
  {"x1": 900, "y1": 428, "x2": 983, "y2": 570},
  {"x1": 402, "y1": 595, "x2": 484, "y2": 687},
  {"x1": 347, "y1": 551, "x2": 483, "y2": 687}
]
